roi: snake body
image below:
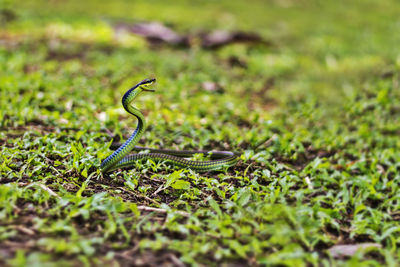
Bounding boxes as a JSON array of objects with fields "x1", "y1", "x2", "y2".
[{"x1": 101, "y1": 78, "x2": 239, "y2": 173}]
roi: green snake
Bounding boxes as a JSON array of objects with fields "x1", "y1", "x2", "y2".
[{"x1": 101, "y1": 78, "x2": 239, "y2": 173}]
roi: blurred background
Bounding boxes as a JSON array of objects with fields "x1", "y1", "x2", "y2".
[
  {"x1": 3, "y1": 0, "x2": 399, "y2": 97},
  {"x1": 2, "y1": 0, "x2": 400, "y2": 144}
]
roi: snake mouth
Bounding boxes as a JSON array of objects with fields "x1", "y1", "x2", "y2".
[{"x1": 139, "y1": 78, "x2": 156, "y2": 92}]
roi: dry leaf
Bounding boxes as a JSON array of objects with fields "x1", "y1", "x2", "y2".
[
  {"x1": 201, "y1": 81, "x2": 225, "y2": 93},
  {"x1": 327, "y1": 243, "x2": 381, "y2": 258},
  {"x1": 201, "y1": 30, "x2": 269, "y2": 49},
  {"x1": 112, "y1": 21, "x2": 271, "y2": 49},
  {"x1": 114, "y1": 22, "x2": 189, "y2": 46}
]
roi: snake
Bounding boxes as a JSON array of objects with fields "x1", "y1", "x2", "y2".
[{"x1": 100, "y1": 78, "x2": 239, "y2": 173}]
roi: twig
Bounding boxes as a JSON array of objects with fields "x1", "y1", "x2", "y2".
[
  {"x1": 103, "y1": 127, "x2": 114, "y2": 137},
  {"x1": 253, "y1": 134, "x2": 278, "y2": 150},
  {"x1": 137, "y1": 205, "x2": 190, "y2": 218},
  {"x1": 279, "y1": 162, "x2": 296, "y2": 172},
  {"x1": 50, "y1": 166, "x2": 61, "y2": 176},
  {"x1": 140, "y1": 194, "x2": 160, "y2": 205},
  {"x1": 117, "y1": 187, "x2": 160, "y2": 205},
  {"x1": 13, "y1": 225, "x2": 35, "y2": 236},
  {"x1": 4, "y1": 240, "x2": 36, "y2": 249},
  {"x1": 121, "y1": 243, "x2": 140, "y2": 257},
  {"x1": 37, "y1": 183, "x2": 61, "y2": 199},
  {"x1": 45, "y1": 156, "x2": 61, "y2": 176},
  {"x1": 18, "y1": 182, "x2": 61, "y2": 199},
  {"x1": 152, "y1": 183, "x2": 165, "y2": 196},
  {"x1": 115, "y1": 253, "x2": 135, "y2": 261},
  {"x1": 168, "y1": 253, "x2": 186, "y2": 267}
]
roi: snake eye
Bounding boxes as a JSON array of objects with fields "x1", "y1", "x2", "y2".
[{"x1": 140, "y1": 78, "x2": 156, "y2": 86}]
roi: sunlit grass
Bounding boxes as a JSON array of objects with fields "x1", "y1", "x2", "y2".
[{"x1": 1, "y1": 0, "x2": 400, "y2": 265}]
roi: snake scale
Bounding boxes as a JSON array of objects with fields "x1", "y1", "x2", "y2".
[{"x1": 101, "y1": 78, "x2": 239, "y2": 173}]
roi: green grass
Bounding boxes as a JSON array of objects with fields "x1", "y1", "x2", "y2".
[{"x1": 1, "y1": 0, "x2": 400, "y2": 266}]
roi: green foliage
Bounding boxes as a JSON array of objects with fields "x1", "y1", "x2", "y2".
[{"x1": 1, "y1": 0, "x2": 400, "y2": 265}]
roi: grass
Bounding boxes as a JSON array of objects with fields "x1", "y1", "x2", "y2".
[{"x1": 1, "y1": 0, "x2": 400, "y2": 266}]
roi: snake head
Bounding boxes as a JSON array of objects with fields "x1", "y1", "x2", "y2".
[
  {"x1": 122, "y1": 78, "x2": 156, "y2": 107},
  {"x1": 138, "y1": 78, "x2": 156, "y2": 92}
]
